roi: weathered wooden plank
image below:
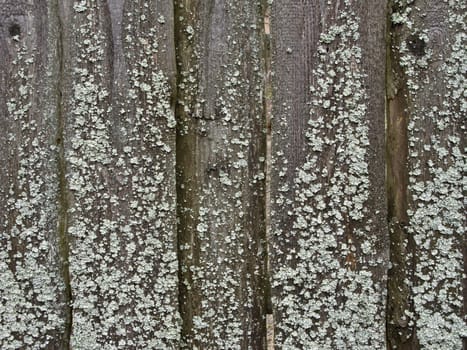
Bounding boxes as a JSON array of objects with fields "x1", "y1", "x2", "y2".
[
  {"x1": 387, "y1": 1, "x2": 466, "y2": 349},
  {"x1": 269, "y1": 1, "x2": 388, "y2": 348},
  {"x1": 0, "y1": 1, "x2": 69, "y2": 348},
  {"x1": 174, "y1": 0, "x2": 268, "y2": 348},
  {"x1": 58, "y1": 1, "x2": 179, "y2": 348}
]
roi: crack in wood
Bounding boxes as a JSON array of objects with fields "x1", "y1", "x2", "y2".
[{"x1": 55, "y1": 1, "x2": 73, "y2": 347}]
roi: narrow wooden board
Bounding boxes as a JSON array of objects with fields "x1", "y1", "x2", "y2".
[
  {"x1": 174, "y1": 0, "x2": 268, "y2": 348},
  {"x1": 0, "y1": 1, "x2": 68, "y2": 348},
  {"x1": 387, "y1": 1, "x2": 466, "y2": 348},
  {"x1": 59, "y1": 1, "x2": 180, "y2": 347},
  {"x1": 269, "y1": 1, "x2": 388, "y2": 348}
]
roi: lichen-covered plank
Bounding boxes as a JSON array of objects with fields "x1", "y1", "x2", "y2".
[
  {"x1": 387, "y1": 1, "x2": 466, "y2": 349},
  {"x1": 58, "y1": 1, "x2": 180, "y2": 348},
  {"x1": 0, "y1": 1, "x2": 69, "y2": 348},
  {"x1": 269, "y1": 1, "x2": 388, "y2": 348},
  {"x1": 175, "y1": 0, "x2": 268, "y2": 348}
]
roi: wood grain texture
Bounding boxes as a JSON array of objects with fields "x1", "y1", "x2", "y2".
[
  {"x1": 269, "y1": 1, "x2": 388, "y2": 348},
  {"x1": 2, "y1": 1, "x2": 465, "y2": 349},
  {"x1": 174, "y1": 0, "x2": 268, "y2": 348},
  {"x1": 387, "y1": 1, "x2": 466, "y2": 349},
  {"x1": 0, "y1": 1, "x2": 68, "y2": 348},
  {"x1": 58, "y1": 1, "x2": 179, "y2": 348}
]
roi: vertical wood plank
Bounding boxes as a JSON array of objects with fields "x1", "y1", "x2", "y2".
[
  {"x1": 269, "y1": 1, "x2": 388, "y2": 348},
  {"x1": 59, "y1": 1, "x2": 180, "y2": 347},
  {"x1": 387, "y1": 1, "x2": 466, "y2": 348},
  {"x1": 175, "y1": 0, "x2": 268, "y2": 348},
  {"x1": 0, "y1": 1, "x2": 68, "y2": 348}
]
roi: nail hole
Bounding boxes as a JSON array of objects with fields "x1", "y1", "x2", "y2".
[
  {"x1": 406, "y1": 34, "x2": 426, "y2": 57},
  {"x1": 9, "y1": 23, "x2": 21, "y2": 37}
]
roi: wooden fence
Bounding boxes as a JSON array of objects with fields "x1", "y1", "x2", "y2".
[{"x1": 0, "y1": 1, "x2": 465, "y2": 349}]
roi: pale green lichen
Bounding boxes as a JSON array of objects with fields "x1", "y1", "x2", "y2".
[
  {"x1": 65, "y1": 2, "x2": 180, "y2": 349},
  {"x1": 175, "y1": 0, "x2": 266, "y2": 348},
  {"x1": 0, "y1": 15, "x2": 66, "y2": 349},
  {"x1": 271, "y1": 2, "x2": 386, "y2": 348},
  {"x1": 390, "y1": 0, "x2": 466, "y2": 348}
]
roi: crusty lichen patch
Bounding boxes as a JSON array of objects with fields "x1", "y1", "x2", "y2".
[
  {"x1": 0, "y1": 5, "x2": 67, "y2": 348},
  {"x1": 270, "y1": 1, "x2": 387, "y2": 348},
  {"x1": 175, "y1": 0, "x2": 267, "y2": 348},
  {"x1": 62, "y1": 2, "x2": 180, "y2": 348},
  {"x1": 388, "y1": 0, "x2": 466, "y2": 348}
]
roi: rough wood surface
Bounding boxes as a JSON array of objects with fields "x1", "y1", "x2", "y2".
[
  {"x1": 58, "y1": 1, "x2": 179, "y2": 348},
  {"x1": 269, "y1": 1, "x2": 388, "y2": 348},
  {"x1": 0, "y1": 1, "x2": 68, "y2": 348},
  {"x1": 1, "y1": 1, "x2": 465, "y2": 349},
  {"x1": 175, "y1": 0, "x2": 268, "y2": 348},
  {"x1": 387, "y1": 1, "x2": 466, "y2": 349}
]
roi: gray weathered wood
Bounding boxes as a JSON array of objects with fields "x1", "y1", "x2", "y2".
[
  {"x1": 0, "y1": 1, "x2": 68, "y2": 348},
  {"x1": 386, "y1": 1, "x2": 466, "y2": 349},
  {"x1": 175, "y1": 0, "x2": 268, "y2": 348},
  {"x1": 2, "y1": 2, "x2": 465, "y2": 349},
  {"x1": 58, "y1": 1, "x2": 179, "y2": 348},
  {"x1": 269, "y1": 1, "x2": 388, "y2": 348}
]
